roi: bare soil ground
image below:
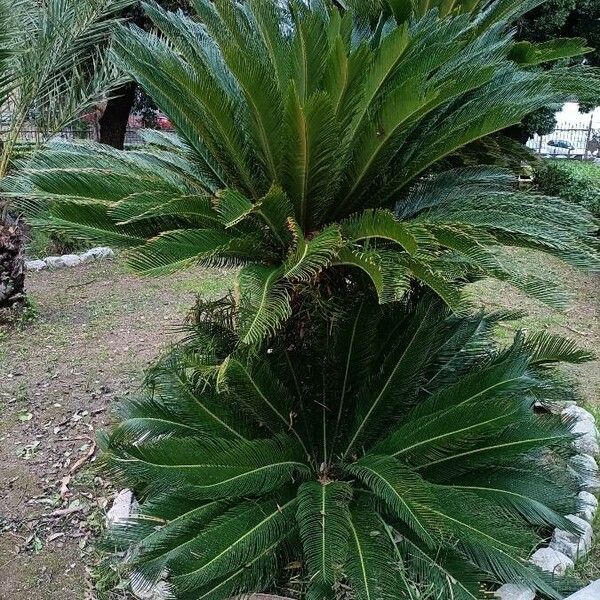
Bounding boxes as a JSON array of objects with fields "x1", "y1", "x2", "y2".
[
  {"x1": 0, "y1": 253, "x2": 597, "y2": 599},
  {"x1": 0, "y1": 261, "x2": 233, "y2": 600}
]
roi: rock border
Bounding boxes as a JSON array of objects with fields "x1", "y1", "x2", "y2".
[
  {"x1": 25, "y1": 246, "x2": 114, "y2": 271},
  {"x1": 495, "y1": 404, "x2": 599, "y2": 600}
]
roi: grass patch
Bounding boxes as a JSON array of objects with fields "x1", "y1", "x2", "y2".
[
  {"x1": 170, "y1": 268, "x2": 236, "y2": 297},
  {"x1": 25, "y1": 226, "x2": 87, "y2": 259},
  {"x1": 535, "y1": 159, "x2": 600, "y2": 217}
]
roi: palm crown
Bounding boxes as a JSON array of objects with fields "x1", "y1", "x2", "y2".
[
  {"x1": 9, "y1": 0, "x2": 599, "y2": 344},
  {"x1": 106, "y1": 293, "x2": 593, "y2": 599}
]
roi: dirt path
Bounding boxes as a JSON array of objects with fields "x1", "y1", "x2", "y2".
[{"x1": 0, "y1": 261, "x2": 233, "y2": 600}]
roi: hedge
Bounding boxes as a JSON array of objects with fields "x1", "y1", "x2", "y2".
[{"x1": 535, "y1": 159, "x2": 600, "y2": 218}]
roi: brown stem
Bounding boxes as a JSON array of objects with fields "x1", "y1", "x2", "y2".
[{"x1": 0, "y1": 212, "x2": 26, "y2": 320}]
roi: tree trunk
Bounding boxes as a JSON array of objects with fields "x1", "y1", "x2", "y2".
[
  {"x1": 0, "y1": 213, "x2": 26, "y2": 321},
  {"x1": 98, "y1": 82, "x2": 136, "y2": 149}
]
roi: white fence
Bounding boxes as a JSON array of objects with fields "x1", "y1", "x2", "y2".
[{"x1": 526, "y1": 118, "x2": 599, "y2": 159}]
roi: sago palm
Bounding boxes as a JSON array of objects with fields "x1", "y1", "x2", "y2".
[
  {"x1": 9, "y1": 0, "x2": 599, "y2": 343},
  {"x1": 104, "y1": 292, "x2": 593, "y2": 599}
]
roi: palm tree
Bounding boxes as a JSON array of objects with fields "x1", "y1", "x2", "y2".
[
  {"x1": 0, "y1": 0, "x2": 132, "y2": 319},
  {"x1": 11, "y1": 0, "x2": 599, "y2": 598}
]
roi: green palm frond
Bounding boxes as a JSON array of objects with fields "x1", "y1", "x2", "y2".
[
  {"x1": 524, "y1": 331, "x2": 597, "y2": 365},
  {"x1": 345, "y1": 455, "x2": 437, "y2": 544},
  {"x1": 216, "y1": 354, "x2": 307, "y2": 453},
  {"x1": 396, "y1": 531, "x2": 488, "y2": 600},
  {"x1": 345, "y1": 501, "x2": 412, "y2": 600},
  {"x1": 342, "y1": 299, "x2": 451, "y2": 455},
  {"x1": 30, "y1": 201, "x2": 148, "y2": 248},
  {"x1": 236, "y1": 264, "x2": 292, "y2": 345},
  {"x1": 510, "y1": 37, "x2": 593, "y2": 66},
  {"x1": 9, "y1": 0, "x2": 599, "y2": 345},
  {"x1": 297, "y1": 480, "x2": 352, "y2": 596},
  {"x1": 283, "y1": 221, "x2": 343, "y2": 281},
  {"x1": 170, "y1": 497, "x2": 298, "y2": 595},
  {"x1": 339, "y1": 209, "x2": 420, "y2": 255},
  {"x1": 125, "y1": 229, "x2": 266, "y2": 276},
  {"x1": 101, "y1": 295, "x2": 585, "y2": 598},
  {"x1": 107, "y1": 434, "x2": 310, "y2": 499}
]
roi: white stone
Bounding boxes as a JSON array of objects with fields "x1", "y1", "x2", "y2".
[
  {"x1": 79, "y1": 250, "x2": 96, "y2": 263},
  {"x1": 493, "y1": 583, "x2": 535, "y2": 600},
  {"x1": 529, "y1": 547, "x2": 574, "y2": 575},
  {"x1": 564, "y1": 580, "x2": 600, "y2": 600},
  {"x1": 105, "y1": 489, "x2": 137, "y2": 528},
  {"x1": 60, "y1": 254, "x2": 82, "y2": 267},
  {"x1": 550, "y1": 514, "x2": 593, "y2": 560},
  {"x1": 25, "y1": 259, "x2": 47, "y2": 271},
  {"x1": 45, "y1": 255, "x2": 66, "y2": 268},
  {"x1": 563, "y1": 405, "x2": 596, "y2": 424},
  {"x1": 578, "y1": 491, "x2": 598, "y2": 523},
  {"x1": 571, "y1": 454, "x2": 599, "y2": 473},
  {"x1": 573, "y1": 435, "x2": 600, "y2": 456},
  {"x1": 80, "y1": 246, "x2": 114, "y2": 261},
  {"x1": 571, "y1": 420, "x2": 600, "y2": 455},
  {"x1": 572, "y1": 420, "x2": 597, "y2": 437},
  {"x1": 569, "y1": 454, "x2": 600, "y2": 492},
  {"x1": 546, "y1": 400, "x2": 577, "y2": 414}
]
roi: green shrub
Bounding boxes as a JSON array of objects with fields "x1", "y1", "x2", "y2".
[{"x1": 535, "y1": 160, "x2": 600, "y2": 217}]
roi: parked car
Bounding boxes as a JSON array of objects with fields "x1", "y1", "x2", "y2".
[{"x1": 546, "y1": 139, "x2": 575, "y2": 155}]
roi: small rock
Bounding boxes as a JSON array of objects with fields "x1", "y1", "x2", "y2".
[
  {"x1": 571, "y1": 420, "x2": 600, "y2": 456},
  {"x1": 552, "y1": 402, "x2": 577, "y2": 414},
  {"x1": 494, "y1": 583, "x2": 535, "y2": 600},
  {"x1": 105, "y1": 489, "x2": 137, "y2": 528},
  {"x1": 60, "y1": 254, "x2": 81, "y2": 267},
  {"x1": 529, "y1": 547, "x2": 574, "y2": 575},
  {"x1": 80, "y1": 246, "x2": 114, "y2": 262},
  {"x1": 571, "y1": 453, "x2": 599, "y2": 474},
  {"x1": 577, "y1": 491, "x2": 598, "y2": 523},
  {"x1": 563, "y1": 405, "x2": 596, "y2": 424},
  {"x1": 79, "y1": 251, "x2": 94, "y2": 263},
  {"x1": 25, "y1": 259, "x2": 47, "y2": 271},
  {"x1": 563, "y1": 579, "x2": 600, "y2": 600},
  {"x1": 550, "y1": 514, "x2": 593, "y2": 560},
  {"x1": 572, "y1": 419, "x2": 598, "y2": 437},
  {"x1": 582, "y1": 473, "x2": 600, "y2": 493},
  {"x1": 45, "y1": 256, "x2": 66, "y2": 269}
]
